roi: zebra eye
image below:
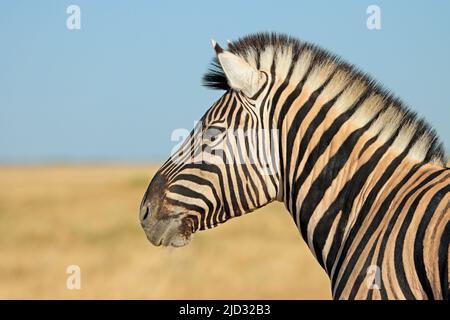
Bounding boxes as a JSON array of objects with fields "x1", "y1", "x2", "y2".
[{"x1": 203, "y1": 126, "x2": 225, "y2": 143}]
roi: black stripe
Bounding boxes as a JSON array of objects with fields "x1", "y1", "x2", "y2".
[
  {"x1": 183, "y1": 163, "x2": 230, "y2": 218},
  {"x1": 283, "y1": 73, "x2": 336, "y2": 209},
  {"x1": 241, "y1": 115, "x2": 258, "y2": 208},
  {"x1": 358, "y1": 135, "x2": 378, "y2": 159},
  {"x1": 250, "y1": 71, "x2": 269, "y2": 100},
  {"x1": 165, "y1": 197, "x2": 205, "y2": 229},
  {"x1": 273, "y1": 62, "x2": 315, "y2": 196},
  {"x1": 328, "y1": 153, "x2": 421, "y2": 284},
  {"x1": 211, "y1": 94, "x2": 227, "y2": 120},
  {"x1": 290, "y1": 89, "x2": 371, "y2": 224},
  {"x1": 438, "y1": 220, "x2": 450, "y2": 300},
  {"x1": 347, "y1": 235, "x2": 380, "y2": 299},
  {"x1": 393, "y1": 171, "x2": 448, "y2": 299},
  {"x1": 307, "y1": 122, "x2": 394, "y2": 271},
  {"x1": 217, "y1": 93, "x2": 233, "y2": 120},
  {"x1": 369, "y1": 162, "x2": 425, "y2": 299},
  {"x1": 298, "y1": 117, "x2": 378, "y2": 246},
  {"x1": 413, "y1": 183, "x2": 450, "y2": 300},
  {"x1": 168, "y1": 185, "x2": 214, "y2": 229},
  {"x1": 346, "y1": 159, "x2": 422, "y2": 299},
  {"x1": 173, "y1": 174, "x2": 223, "y2": 228},
  {"x1": 223, "y1": 129, "x2": 244, "y2": 215},
  {"x1": 330, "y1": 132, "x2": 405, "y2": 297}
]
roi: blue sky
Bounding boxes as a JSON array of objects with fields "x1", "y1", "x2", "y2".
[{"x1": 0, "y1": 0, "x2": 449, "y2": 163}]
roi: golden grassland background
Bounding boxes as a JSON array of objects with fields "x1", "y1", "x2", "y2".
[{"x1": 0, "y1": 165, "x2": 330, "y2": 299}]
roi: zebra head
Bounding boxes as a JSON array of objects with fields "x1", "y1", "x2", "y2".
[{"x1": 140, "y1": 40, "x2": 280, "y2": 247}]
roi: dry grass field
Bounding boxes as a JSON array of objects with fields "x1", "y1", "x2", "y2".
[{"x1": 0, "y1": 165, "x2": 330, "y2": 299}]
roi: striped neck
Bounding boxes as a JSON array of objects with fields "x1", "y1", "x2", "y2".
[{"x1": 271, "y1": 76, "x2": 437, "y2": 277}]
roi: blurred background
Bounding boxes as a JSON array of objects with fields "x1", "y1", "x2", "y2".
[{"x1": 0, "y1": 1, "x2": 449, "y2": 299}]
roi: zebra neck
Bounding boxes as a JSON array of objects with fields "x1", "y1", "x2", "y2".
[{"x1": 274, "y1": 94, "x2": 422, "y2": 276}]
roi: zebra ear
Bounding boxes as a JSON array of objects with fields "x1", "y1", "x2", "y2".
[{"x1": 211, "y1": 39, "x2": 265, "y2": 97}]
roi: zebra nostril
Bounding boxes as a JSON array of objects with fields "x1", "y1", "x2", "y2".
[{"x1": 141, "y1": 204, "x2": 149, "y2": 221}]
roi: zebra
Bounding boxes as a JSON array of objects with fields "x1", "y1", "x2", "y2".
[{"x1": 139, "y1": 33, "x2": 450, "y2": 300}]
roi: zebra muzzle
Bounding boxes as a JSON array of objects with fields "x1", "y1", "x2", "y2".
[
  {"x1": 140, "y1": 173, "x2": 196, "y2": 247},
  {"x1": 142, "y1": 217, "x2": 193, "y2": 247}
]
